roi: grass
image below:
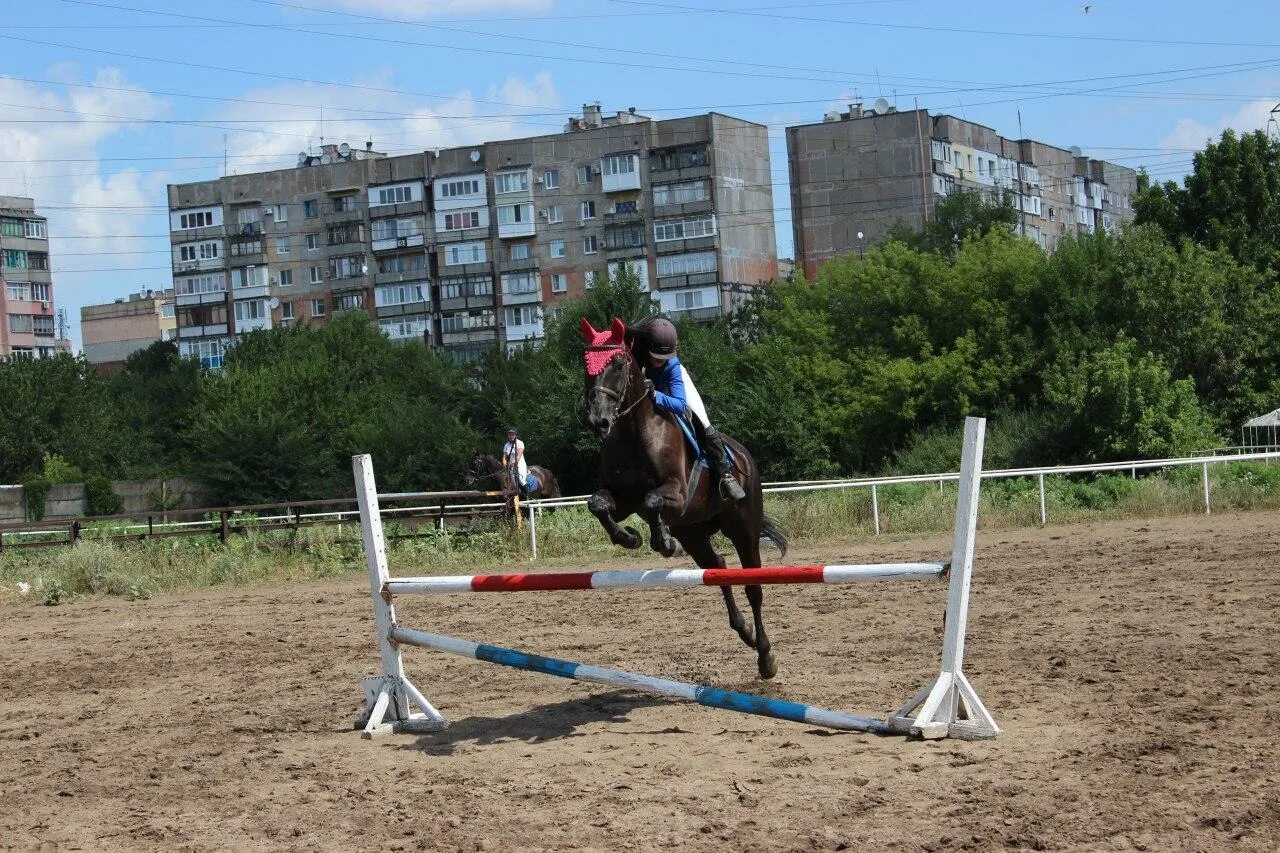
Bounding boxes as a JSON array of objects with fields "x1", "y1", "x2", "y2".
[{"x1": 4, "y1": 461, "x2": 1280, "y2": 607}]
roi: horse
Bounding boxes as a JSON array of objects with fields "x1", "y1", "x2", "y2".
[
  {"x1": 465, "y1": 451, "x2": 562, "y2": 508},
  {"x1": 579, "y1": 317, "x2": 789, "y2": 679}
]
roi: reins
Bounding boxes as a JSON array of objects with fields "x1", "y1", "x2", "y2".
[{"x1": 586, "y1": 344, "x2": 652, "y2": 430}]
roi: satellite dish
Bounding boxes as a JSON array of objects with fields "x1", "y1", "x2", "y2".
[
  {"x1": 469, "y1": 150, "x2": 481, "y2": 163},
  {"x1": 297, "y1": 151, "x2": 309, "y2": 165},
  {"x1": 1069, "y1": 145, "x2": 1083, "y2": 158},
  {"x1": 320, "y1": 153, "x2": 333, "y2": 165},
  {"x1": 338, "y1": 142, "x2": 351, "y2": 158},
  {"x1": 268, "y1": 297, "x2": 280, "y2": 309},
  {"x1": 872, "y1": 97, "x2": 891, "y2": 115}
]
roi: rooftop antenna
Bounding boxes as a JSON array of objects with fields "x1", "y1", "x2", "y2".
[
  {"x1": 1269, "y1": 102, "x2": 1280, "y2": 140},
  {"x1": 320, "y1": 106, "x2": 325, "y2": 148},
  {"x1": 223, "y1": 133, "x2": 228, "y2": 177},
  {"x1": 875, "y1": 66, "x2": 883, "y2": 97}
]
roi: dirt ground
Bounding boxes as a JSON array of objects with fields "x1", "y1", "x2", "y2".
[{"x1": 2, "y1": 511, "x2": 1279, "y2": 851}]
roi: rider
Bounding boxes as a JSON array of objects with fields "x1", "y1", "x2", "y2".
[
  {"x1": 632, "y1": 317, "x2": 746, "y2": 502},
  {"x1": 502, "y1": 427, "x2": 530, "y2": 498}
]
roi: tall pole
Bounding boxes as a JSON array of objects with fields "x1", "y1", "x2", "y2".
[{"x1": 915, "y1": 99, "x2": 931, "y2": 225}]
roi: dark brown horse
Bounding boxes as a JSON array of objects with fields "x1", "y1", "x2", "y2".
[
  {"x1": 580, "y1": 317, "x2": 789, "y2": 679},
  {"x1": 465, "y1": 452, "x2": 561, "y2": 503}
]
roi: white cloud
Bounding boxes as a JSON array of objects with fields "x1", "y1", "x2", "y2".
[
  {"x1": 210, "y1": 70, "x2": 562, "y2": 165},
  {"x1": 0, "y1": 69, "x2": 173, "y2": 345},
  {"x1": 300, "y1": 0, "x2": 552, "y2": 19},
  {"x1": 1159, "y1": 98, "x2": 1278, "y2": 152}
]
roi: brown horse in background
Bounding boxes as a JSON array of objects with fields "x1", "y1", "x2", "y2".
[
  {"x1": 465, "y1": 452, "x2": 561, "y2": 508},
  {"x1": 580, "y1": 317, "x2": 789, "y2": 679}
]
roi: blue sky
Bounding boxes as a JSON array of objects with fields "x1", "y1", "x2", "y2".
[{"x1": 2, "y1": 0, "x2": 1279, "y2": 349}]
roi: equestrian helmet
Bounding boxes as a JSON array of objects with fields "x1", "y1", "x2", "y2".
[
  {"x1": 507, "y1": 427, "x2": 518, "y2": 436},
  {"x1": 640, "y1": 317, "x2": 678, "y2": 360}
]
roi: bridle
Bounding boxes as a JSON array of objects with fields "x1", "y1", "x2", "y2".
[
  {"x1": 463, "y1": 457, "x2": 504, "y2": 487},
  {"x1": 585, "y1": 344, "x2": 651, "y2": 433}
]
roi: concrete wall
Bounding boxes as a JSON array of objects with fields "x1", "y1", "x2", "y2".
[{"x1": 0, "y1": 477, "x2": 212, "y2": 523}]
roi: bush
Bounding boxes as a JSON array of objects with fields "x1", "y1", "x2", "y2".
[{"x1": 85, "y1": 476, "x2": 123, "y2": 517}]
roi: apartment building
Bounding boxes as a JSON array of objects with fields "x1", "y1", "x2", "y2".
[
  {"x1": 0, "y1": 196, "x2": 68, "y2": 360},
  {"x1": 165, "y1": 105, "x2": 778, "y2": 364},
  {"x1": 786, "y1": 104, "x2": 1139, "y2": 277},
  {"x1": 81, "y1": 288, "x2": 176, "y2": 374}
]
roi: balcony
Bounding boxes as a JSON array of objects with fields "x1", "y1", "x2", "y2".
[
  {"x1": 657, "y1": 270, "x2": 718, "y2": 290},
  {"x1": 372, "y1": 233, "x2": 425, "y2": 253},
  {"x1": 439, "y1": 291, "x2": 495, "y2": 313},
  {"x1": 176, "y1": 290, "x2": 227, "y2": 306},
  {"x1": 654, "y1": 234, "x2": 716, "y2": 255},
  {"x1": 498, "y1": 256, "x2": 539, "y2": 274},
  {"x1": 441, "y1": 327, "x2": 497, "y2": 347},
  {"x1": 604, "y1": 200, "x2": 645, "y2": 223},
  {"x1": 174, "y1": 257, "x2": 224, "y2": 274},
  {"x1": 497, "y1": 220, "x2": 536, "y2": 239},
  {"x1": 668, "y1": 305, "x2": 722, "y2": 323},
  {"x1": 435, "y1": 225, "x2": 489, "y2": 244},
  {"x1": 169, "y1": 224, "x2": 225, "y2": 244}
]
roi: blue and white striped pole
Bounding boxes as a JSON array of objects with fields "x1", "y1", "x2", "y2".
[{"x1": 389, "y1": 625, "x2": 892, "y2": 734}]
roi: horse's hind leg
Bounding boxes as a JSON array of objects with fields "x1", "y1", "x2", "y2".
[{"x1": 677, "y1": 529, "x2": 756, "y2": 650}]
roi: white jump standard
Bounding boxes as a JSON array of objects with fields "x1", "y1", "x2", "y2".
[{"x1": 354, "y1": 417, "x2": 999, "y2": 741}]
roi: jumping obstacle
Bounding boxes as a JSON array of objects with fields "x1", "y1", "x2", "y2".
[{"x1": 355, "y1": 417, "x2": 999, "y2": 741}]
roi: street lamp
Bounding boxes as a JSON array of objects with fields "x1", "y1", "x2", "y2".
[{"x1": 857, "y1": 231, "x2": 865, "y2": 259}]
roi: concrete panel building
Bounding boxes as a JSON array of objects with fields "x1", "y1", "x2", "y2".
[
  {"x1": 787, "y1": 105, "x2": 1139, "y2": 278},
  {"x1": 165, "y1": 105, "x2": 778, "y2": 364},
  {"x1": 81, "y1": 288, "x2": 176, "y2": 374},
  {"x1": 1, "y1": 196, "x2": 69, "y2": 360}
]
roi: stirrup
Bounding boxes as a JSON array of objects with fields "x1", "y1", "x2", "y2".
[{"x1": 719, "y1": 474, "x2": 746, "y2": 501}]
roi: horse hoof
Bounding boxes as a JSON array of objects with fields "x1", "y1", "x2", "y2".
[
  {"x1": 758, "y1": 653, "x2": 777, "y2": 680},
  {"x1": 619, "y1": 526, "x2": 642, "y2": 550}
]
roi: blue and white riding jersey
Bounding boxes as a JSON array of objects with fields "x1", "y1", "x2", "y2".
[{"x1": 647, "y1": 355, "x2": 710, "y2": 428}]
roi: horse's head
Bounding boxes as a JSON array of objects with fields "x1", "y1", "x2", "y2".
[
  {"x1": 581, "y1": 317, "x2": 637, "y2": 438},
  {"x1": 463, "y1": 451, "x2": 487, "y2": 485}
]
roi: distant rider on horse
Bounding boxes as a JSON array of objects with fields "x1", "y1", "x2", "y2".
[
  {"x1": 502, "y1": 427, "x2": 531, "y2": 498},
  {"x1": 631, "y1": 317, "x2": 746, "y2": 502}
]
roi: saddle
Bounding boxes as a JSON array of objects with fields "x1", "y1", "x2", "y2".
[{"x1": 668, "y1": 413, "x2": 736, "y2": 515}]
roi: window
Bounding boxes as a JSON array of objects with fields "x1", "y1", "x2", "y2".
[
  {"x1": 305, "y1": 233, "x2": 319, "y2": 250},
  {"x1": 177, "y1": 242, "x2": 219, "y2": 262},
  {"x1": 372, "y1": 218, "x2": 420, "y2": 241},
  {"x1": 281, "y1": 302, "x2": 294, "y2": 320},
  {"x1": 9, "y1": 314, "x2": 32, "y2": 334},
  {"x1": 175, "y1": 210, "x2": 213, "y2": 230},
  {"x1": 497, "y1": 204, "x2": 532, "y2": 225},
  {"x1": 329, "y1": 254, "x2": 365, "y2": 279},
  {"x1": 542, "y1": 169, "x2": 559, "y2": 189},
  {"x1": 230, "y1": 236, "x2": 261, "y2": 257},
  {"x1": 601, "y1": 154, "x2": 637, "y2": 176},
  {"x1": 653, "y1": 180, "x2": 708, "y2": 206},
  {"x1": 24, "y1": 220, "x2": 47, "y2": 239},
  {"x1": 445, "y1": 242, "x2": 486, "y2": 266},
  {"x1": 504, "y1": 304, "x2": 540, "y2": 327},
  {"x1": 32, "y1": 315, "x2": 54, "y2": 336},
  {"x1": 9, "y1": 347, "x2": 34, "y2": 360},
  {"x1": 673, "y1": 289, "x2": 705, "y2": 310},
  {"x1": 546, "y1": 204, "x2": 563, "y2": 224},
  {"x1": 508, "y1": 243, "x2": 530, "y2": 260},
  {"x1": 495, "y1": 171, "x2": 530, "y2": 194},
  {"x1": 437, "y1": 178, "x2": 482, "y2": 199},
  {"x1": 6, "y1": 283, "x2": 28, "y2": 301},
  {"x1": 609, "y1": 225, "x2": 644, "y2": 248},
  {"x1": 278, "y1": 268, "x2": 293, "y2": 286},
  {"x1": 657, "y1": 251, "x2": 717, "y2": 277},
  {"x1": 549, "y1": 240, "x2": 566, "y2": 258},
  {"x1": 550, "y1": 273, "x2": 567, "y2": 293},
  {"x1": 29, "y1": 283, "x2": 49, "y2": 301},
  {"x1": 501, "y1": 272, "x2": 538, "y2": 297},
  {"x1": 162, "y1": 304, "x2": 175, "y2": 318},
  {"x1": 272, "y1": 203, "x2": 288, "y2": 222},
  {"x1": 5, "y1": 249, "x2": 28, "y2": 269},
  {"x1": 331, "y1": 195, "x2": 357, "y2": 213},
  {"x1": 234, "y1": 300, "x2": 267, "y2": 322},
  {"x1": 652, "y1": 145, "x2": 707, "y2": 171},
  {"x1": 327, "y1": 223, "x2": 364, "y2": 245},
  {"x1": 377, "y1": 253, "x2": 428, "y2": 274},
  {"x1": 334, "y1": 291, "x2": 364, "y2": 311},
  {"x1": 1, "y1": 218, "x2": 23, "y2": 237},
  {"x1": 231, "y1": 266, "x2": 266, "y2": 289},
  {"x1": 375, "y1": 184, "x2": 416, "y2": 206},
  {"x1": 654, "y1": 214, "x2": 716, "y2": 242},
  {"x1": 440, "y1": 309, "x2": 495, "y2": 333},
  {"x1": 304, "y1": 199, "x2": 318, "y2": 218},
  {"x1": 27, "y1": 253, "x2": 48, "y2": 271},
  {"x1": 180, "y1": 339, "x2": 227, "y2": 369},
  {"x1": 443, "y1": 210, "x2": 481, "y2": 231},
  {"x1": 275, "y1": 236, "x2": 290, "y2": 254},
  {"x1": 235, "y1": 207, "x2": 260, "y2": 228},
  {"x1": 376, "y1": 282, "x2": 427, "y2": 307},
  {"x1": 310, "y1": 266, "x2": 323, "y2": 284},
  {"x1": 176, "y1": 303, "x2": 227, "y2": 328},
  {"x1": 380, "y1": 317, "x2": 429, "y2": 340},
  {"x1": 577, "y1": 165, "x2": 591, "y2": 185},
  {"x1": 580, "y1": 200, "x2": 596, "y2": 220},
  {"x1": 439, "y1": 276, "x2": 492, "y2": 300},
  {"x1": 583, "y1": 235, "x2": 598, "y2": 254},
  {"x1": 174, "y1": 274, "x2": 225, "y2": 296}
]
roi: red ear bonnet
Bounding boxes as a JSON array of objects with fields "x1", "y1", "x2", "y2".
[{"x1": 583, "y1": 316, "x2": 629, "y2": 376}]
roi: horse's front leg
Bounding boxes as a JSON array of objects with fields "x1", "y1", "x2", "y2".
[
  {"x1": 587, "y1": 489, "x2": 641, "y2": 550},
  {"x1": 641, "y1": 484, "x2": 685, "y2": 558}
]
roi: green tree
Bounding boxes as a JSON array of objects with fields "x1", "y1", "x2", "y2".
[
  {"x1": 887, "y1": 189, "x2": 1019, "y2": 256},
  {"x1": 109, "y1": 340, "x2": 203, "y2": 474}
]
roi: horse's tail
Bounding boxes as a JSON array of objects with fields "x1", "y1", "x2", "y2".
[{"x1": 760, "y1": 514, "x2": 788, "y2": 558}]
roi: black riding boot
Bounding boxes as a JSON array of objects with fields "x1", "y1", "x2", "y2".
[{"x1": 703, "y1": 425, "x2": 746, "y2": 502}]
